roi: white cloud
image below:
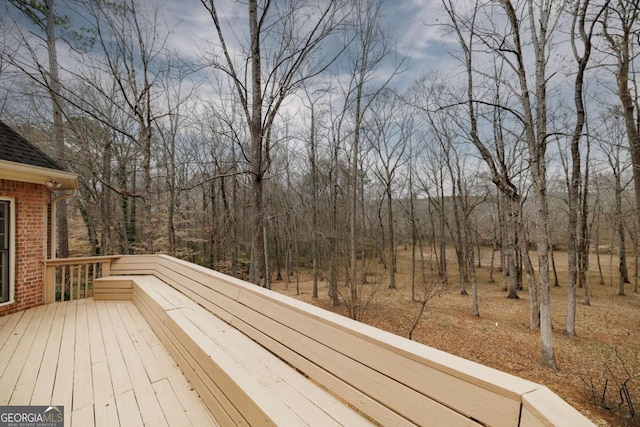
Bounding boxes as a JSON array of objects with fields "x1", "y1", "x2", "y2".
[{"x1": 381, "y1": 0, "x2": 458, "y2": 80}]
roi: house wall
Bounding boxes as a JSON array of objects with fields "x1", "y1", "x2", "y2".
[{"x1": 0, "y1": 179, "x2": 49, "y2": 316}]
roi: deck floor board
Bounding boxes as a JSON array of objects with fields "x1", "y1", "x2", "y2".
[
  {"x1": 0, "y1": 305, "x2": 47, "y2": 405},
  {"x1": 10, "y1": 303, "x2": 57, "y2": 405},
  {"x1": 0, "y1": 299, "x2": 216, "y2": 427}
]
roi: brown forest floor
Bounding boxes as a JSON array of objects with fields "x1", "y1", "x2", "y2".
[{"x1": 270, "y1": 247, "x2": 640, "y2": 426}]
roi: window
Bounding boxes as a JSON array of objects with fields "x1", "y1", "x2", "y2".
[{"x1": 0, "y1": 200, "x2": 11, "y2": 304}]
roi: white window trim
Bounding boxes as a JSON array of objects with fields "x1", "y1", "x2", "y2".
[{"x1": 0, "y1": 197, "x2": 16, "y2": 307}]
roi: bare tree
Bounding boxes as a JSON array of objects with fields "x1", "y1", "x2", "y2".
[
  {"x1": 155, "y1": 58, "x2": 199, "y2": 256},
  {"x1": 300, "y1": 83, "x2": 329, "y2": 298},
  {"x1": 500, "y1": 0, "x2": 560, "y2": 368},
  {"x1": 57, "y1": 0, "x2": 176, "y2": 254},
  {"x1": 327, "y1": 116, "x2": 343, "y2": 305},
  {"x1": 602, "y1": 0, "x2": 640, "y2": 244},
  {"x1": 442, "y1": 0, "x2": 561, "y2": 367},
  {"x1": 418, "y1": 105, "x2": 469, "y2": 295},
  {"x1": 440, "y1": 0, "x2": 526, "y2": 302},
  {"x1": 414, "y1": 132, "x2": 450, "y2": 283},
  {"x1": 199, "y1": 0, "x2": 346, "y2": 285},
  {"x1": 596, "y1": 113, "x2": 633, "y2": 296},
  {"x1": 325, "y1": 0, "x2": 403, "y2": 316},
  {"x1": 578, "y1": 129, "x2": 594, "y2": 305},
  {"x1": 408, "y1": 270, "x2": 449, "y2": 340},
  {"x1": 564, "y1": 0, "x2": 608, "y2": 336},
  {"x1": 366, "y1": 89, "x2": 411, "y2": 289},
  {"x1": 7, "y1": 0, "x2": 70, "y2": 257}
]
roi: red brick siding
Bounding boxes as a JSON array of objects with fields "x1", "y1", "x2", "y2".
[{"x1": 0, "y1": 179, "x2": 49, "y2": 316}]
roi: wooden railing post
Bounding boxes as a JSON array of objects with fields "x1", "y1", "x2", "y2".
[
  {"x1": 44, "y1": 263, "x2": 56, "y2": 304},
  {"x1": 102, "y1": 260, "x2": 111, "y2": 278}
]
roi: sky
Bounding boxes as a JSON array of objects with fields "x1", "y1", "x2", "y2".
[
  {"x1": 153, "y1": 0, "x2": 454, "y2": 84},
  {"x1": 3, "y1": 0, "x2": 618, "y2": 143},
  {"x1": 2, "y1": 0, "x2": 617, "y2": 107},
  {"x1": 0, "y1": 0, "x2": 463, "y2": 110}
]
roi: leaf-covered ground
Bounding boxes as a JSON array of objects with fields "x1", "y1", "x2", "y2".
[{"x1": 271, "y1": 248, "x2": 640, "y2": 426}]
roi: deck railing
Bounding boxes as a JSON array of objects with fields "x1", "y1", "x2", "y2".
[{"x1": 44, "y1": 256, "x2": 119, "y2": 303}]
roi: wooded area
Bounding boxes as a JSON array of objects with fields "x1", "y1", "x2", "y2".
[{"x1": 1, "y1": 0, "x2": 639, "y2": 377}]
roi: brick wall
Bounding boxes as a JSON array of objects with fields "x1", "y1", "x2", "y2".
[{"x1": 0, "y1": 179, "x2": 49, "y2": 316}]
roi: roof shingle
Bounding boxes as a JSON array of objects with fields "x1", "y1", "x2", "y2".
[{"x1": 0, "y1": 120, "x2": 64, "y2": 171}]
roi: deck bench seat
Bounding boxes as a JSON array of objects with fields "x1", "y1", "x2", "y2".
[
  {"x1": 92, "y1": 275, "x2": 134, "y2": 300},
  {"x1": 129, "y1": 275, "x2": 371, "y2": 427}
]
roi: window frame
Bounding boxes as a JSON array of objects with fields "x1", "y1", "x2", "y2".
[{"x1": 0, "y1": 197, "x2": 16, "y2": 307}]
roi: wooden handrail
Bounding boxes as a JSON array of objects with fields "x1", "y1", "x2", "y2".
[
  {"x1": 44, "y1": 256, "x2": 121, "y2": 303},
  {"x1": 45, "y1": 255, "x2": 121, "y2": 266}
]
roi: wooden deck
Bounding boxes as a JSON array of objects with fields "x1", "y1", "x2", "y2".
[
  {"x1": 0, "y1": 298, "x2": 217, "y2": 427},
  {"x1": 33, "y1": 255, "x2": 595, "y2": 426}
]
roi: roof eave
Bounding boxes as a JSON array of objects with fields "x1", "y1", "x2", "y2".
[{"x1": 0, "y1": 160, "x2": 78, "y2": 191}]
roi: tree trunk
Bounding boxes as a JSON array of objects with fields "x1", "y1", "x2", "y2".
[
  {"x1": 634, "y1": 240, "x2": 639, "y2": 293},
  {"x1": 230, "y1": 147, "x2": 239, "y2": 277},
  {"x1": 619, "y1": 225, "x2": 628, "y2": 296},
  {"x1": 263, "y1": 219, "x2": 270, "y2": 289},
  {"x1": 167, "y1": 140, "x2": 176, "y2": 257},
  {"x1": 517, "y1": 209, "x2": 539, "y2": 329},
  {"x1": 439, "y1": 172, "x2": 447, "y2": 279},
  {"x1": 45, "y1": 0, "x2": 69, "y2": 259},
  {"x1": 329, "y1": 134, "x2": 339, "y2": 305},
  {"x1": 466, "y1": 216, "x2": 479, "y2": 316},
  {"x1": 410, "y1": 167, "x2": 417, "y2": 301},
  {"x1": 507, "y1": 200, "x2": 521, "y2": 299},
  {"x1": 209, "y1": 182, "x2": 216, "y2": 268},
  {"x1": 579, "y1": 135, "x2": 592, "y2": 304},
  {"x1": 617, "y1": 174, "x2": 628, "y2": 295},
  {"x1": 359, "y1": 165, "x2": 367, "y2": 285},
  {"x1": 377, "y1": 197, "x2": 386, "y2": 268},
  {"x1": 350, "y1": 136, "x2": 359, "y2": 315},
  {"x1": 329, "y1": 125, "x2": 341, "y2": 303},
  {"x1": 550, "y1": 243, "x2": 559, "y2": 287},
  {"x1": 140, "y1": 123, "x2": 153, "y2": 253},
  {"x1": 248, "y1": 0, "x2": 266, "y2": 285},
  {"x1": 310, "y1": 106, "x2": 319, "y2": 298},
  {"x1": 387, "y1": 182, "x2": 396, "y2": 288},
  {"x1": 349, "y1": 46, "x2": 369, "y2": 316},
  {"x1": 101, "y1": 138, "x2": 113, "y2": 254},
  {"x1": 500, "y1": 0, "x2": 555, "y2": 367},
  {"x1": 565, "y1": 0, "x2": 598, "y2": 337},
  {"x1": 451, "y1": 185, "x2": 467, "y2": 295}
]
